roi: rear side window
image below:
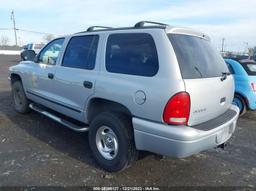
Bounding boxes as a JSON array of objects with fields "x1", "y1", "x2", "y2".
[
  {"x1": 168, "y1": 34, "x2": 229, "y2": 79},
  {"x1": 62, "y1": 35, "x2": 99, "y2": 70},
  {"x1": 106, "y1": 33, "x2": 159, "y2": 76},
  {"x1": 241, "y1": 63, "x2": 256, "y2": 76}
]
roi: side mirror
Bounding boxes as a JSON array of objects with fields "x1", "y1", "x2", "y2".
[{"x1": 21, "y1": 50, "x2": 36, "y2": 61}]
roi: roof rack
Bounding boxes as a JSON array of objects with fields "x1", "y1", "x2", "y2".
[
  {"x1": 76, "y1": 21, "x2": 167, "y2": 34},
  {"x1": 87, "y1": 26, "x2": 113, "y2": 32},
  {"x1": 134, "y1": 21, "x2": 167, "y2": 28}
]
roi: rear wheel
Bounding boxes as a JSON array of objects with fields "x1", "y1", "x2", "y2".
[
  {"x1": 88, "y1": 112, "x2": 138, "y2": 172},
  {"x1": 11, "y1": 81, "x2": 30, "y2": 113},
  {"x1": 232, "y1": 94, "x2": 246, "y2": 116}
]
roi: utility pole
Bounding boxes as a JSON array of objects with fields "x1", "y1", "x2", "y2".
[
  {"x1": 11, "y1": 10, "x2": 18, "y2": 46},
  {"x1": 221, "y1": 38, "x2": 225, "y2": 53}
]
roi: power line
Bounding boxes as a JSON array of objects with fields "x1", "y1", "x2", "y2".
[
  {"x1": 0, "y1": 28, "x2": 55, "y2": 35},
  {"x1": 17, "y1": 29, "x2": 54, "y2": 35},
  {"x1": 0, "y1": 28, "x2": 13, "y2": 30},
  {"x1": 0, "y1": 28, "x2": 55, "y2": 36},
  {"x1": 1, "y1": 10, "x2": 55, "y2": 46}
]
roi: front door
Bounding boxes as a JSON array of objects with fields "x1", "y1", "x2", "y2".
[{"x1": 27, "y1": 38, "x2": 65, "y2": 106}]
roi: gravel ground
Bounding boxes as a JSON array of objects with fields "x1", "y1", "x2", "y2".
[{"x1": 0, "y1": 55, "x2": 255, "y2": 188}]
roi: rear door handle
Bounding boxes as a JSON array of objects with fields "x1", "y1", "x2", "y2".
[
  {"x1": 48, "y1": 73, "x2": 54, "y2": 79},
  {"x1": 83, "y1": 81, "x2": 93, "y2": 89}
]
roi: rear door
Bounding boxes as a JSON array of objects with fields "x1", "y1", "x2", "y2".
[
  {"x1": 52, "y1": 35, "x2": 99, "y2": 121},
  {"x1": 168, "y1": 34, "x2": 234, "y2": 126}
]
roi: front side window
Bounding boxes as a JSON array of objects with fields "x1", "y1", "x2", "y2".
[
  {"x1": 38, "y1": 38, "x2": 64, "y2": 65},
  {"x1": 105, "y1": 33, "x2": 159, "y2": 76},
  {"x1": 62, "y1": 35, "x2": 99, "y2": 70}
]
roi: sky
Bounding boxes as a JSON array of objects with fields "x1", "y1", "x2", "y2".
[{"x1": 0, "y1": 0, "x2": 255, "y2": 52}]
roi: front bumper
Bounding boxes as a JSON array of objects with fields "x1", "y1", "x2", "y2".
[{"x1": 133, "y1": 105, "x2": 239, "y2": 158}]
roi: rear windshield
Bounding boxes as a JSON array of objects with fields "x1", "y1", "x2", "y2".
[
  {"x1": 168, "y1": 34, "x2": 229, "y2": 79},
  {"x1": 241, "y1": 63, "x2": 256, "y2": 76}
]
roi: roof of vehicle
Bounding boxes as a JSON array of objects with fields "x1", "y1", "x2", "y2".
[{"x1": 73, "y1": 21, "x2": 210, "y2": 40}]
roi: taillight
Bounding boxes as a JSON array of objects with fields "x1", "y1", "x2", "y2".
[
  {"x1": 163, "y1": 92, "x2": 190, "y2": 125},
  {"x1": 251, "y1": 82, "x2": 256, "y2": 92}
]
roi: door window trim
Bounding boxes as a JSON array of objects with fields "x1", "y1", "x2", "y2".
[
  {"x1": 61, "y1": 34, "x2": 99, "y2": 70},
  {"x1": 37, "y1": 37, "x2": 65, "y2": 65},
  {"x1": 105, "y1": 33, "x2": 159, "y2": 77}
]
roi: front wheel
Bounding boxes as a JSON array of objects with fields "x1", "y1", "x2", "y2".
[
  {"x1": 88, "y1": 112, "x2": 138, "y2": 172},
  {"x1": 11, "y1": 81, "x2": 31, "y2": 113},
  {"x1": 232, "y1": 95, "x2": 246, "y2": 116}
]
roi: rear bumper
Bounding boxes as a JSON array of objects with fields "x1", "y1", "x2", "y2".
[{"x1": 133, "y1": 105, "x2": 239, "y2": 158}]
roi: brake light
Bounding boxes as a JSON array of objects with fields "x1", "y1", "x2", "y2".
[
  {"x1": 251, "y1": 82, "x2": 256, "y2": 92},
  {"x1": 163, "y1": 92, "x2": 190, "y2": 125}
]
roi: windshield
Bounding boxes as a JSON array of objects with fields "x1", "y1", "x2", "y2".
[
  {"x1": 241, "y1": 63, "x2": 256, "y2": 76},
  {"x1": 168, "y1": 34, "x2": 229, "y2": 79}
]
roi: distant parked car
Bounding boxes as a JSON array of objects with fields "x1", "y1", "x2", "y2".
[
  {"x1": 20, "y1": 43, "x2": 45, "y2": 61},
  {"x1": 225, "y1": 59, "x2": 256, "y2": 115}
]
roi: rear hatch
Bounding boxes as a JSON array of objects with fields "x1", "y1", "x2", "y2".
[{"x1": 168, "y1": 33, "x2": 234, "y2": 126}]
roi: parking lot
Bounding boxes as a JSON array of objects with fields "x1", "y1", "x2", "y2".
[{"x1": 0, "y1": 54, "x2": 255, "y2": 187}]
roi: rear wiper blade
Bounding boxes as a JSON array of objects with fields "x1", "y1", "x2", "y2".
[{"x1": 194, "y1": 66, "x2": 203, "y2": 77}]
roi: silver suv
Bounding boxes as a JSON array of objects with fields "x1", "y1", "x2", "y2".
[{"x1": 9, "y1": 21, "x2": 239, "y2": 172}]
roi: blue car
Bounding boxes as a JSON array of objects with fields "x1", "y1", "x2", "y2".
[{"x1": 225, "y1": 59, "x2": 256, "y2": 115}]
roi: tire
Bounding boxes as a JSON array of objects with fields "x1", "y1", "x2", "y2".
[
  {"x1": 11, "y1": 80, "x2": 31, "y2": 113},
  {"x1": 89, "y1": 112, "x2": 138, "y2": 172},
  {"x1": 232, "y1": 94, "x2": 247, "y2": 116}
]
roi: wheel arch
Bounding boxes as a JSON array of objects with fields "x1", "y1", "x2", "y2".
[
  {"x1": 234, "y1": 92, "x2": 249, "y2": 109},
  {"x1": 86, "y1": 97, "x2": 132, "y2": 124},
  {"x1": 10, "y1": 73, "x2": 22, "y2": 85}
]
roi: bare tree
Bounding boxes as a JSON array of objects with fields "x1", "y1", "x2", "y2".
[
  {"x1": 43, "y1": 34, "x2": 54, "y2": 42},
  {"x1": 0, "y1": 36, "x2": 10, "y2": 46}
]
